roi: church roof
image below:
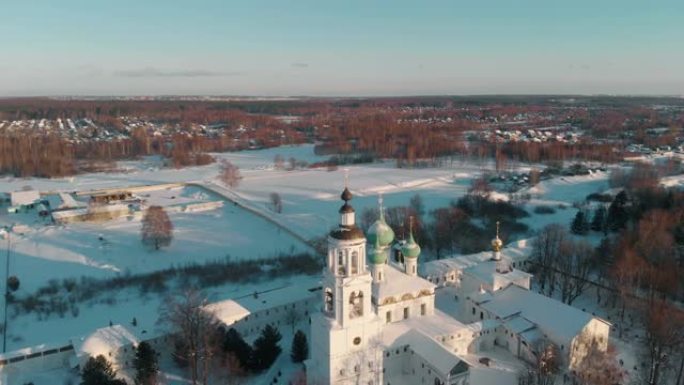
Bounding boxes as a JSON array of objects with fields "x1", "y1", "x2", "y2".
[
  {"x1": 372, "y1": 264, "x2": 435, "y2": 303},
  {"x1": 421, "y1": 239, "x2": 533, "y2": 278},
  {"x1": 329, "y1": 225, "x2": 365, "y2": 240},
  {"x1": 340, "y1": 187, "x2": 353, "y2": 201},
  {"x1": 463, "y1": 260, "x2": 532, "y2": 289}
]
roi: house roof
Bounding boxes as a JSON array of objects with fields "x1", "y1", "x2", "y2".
[
  {"x1": 421, "y1": 239, "x2": 532, "y2": 279},
  {"x1": 71, "y1": 325, "x2": 139, "y2": 359},
  {"x1": 384, "y1": 328, "x2": 465, "y2": 376},
  {"x1": 10, "y1": 190, "x2": 40, "y2": 206},
  {"x1": 480, "y1": 285, "x2": 596, "y2": 343},
  {"x1": 205, "y1": 281, "x2": 319, "y2": 326}
]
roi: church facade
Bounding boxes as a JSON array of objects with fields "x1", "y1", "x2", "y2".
[{"x1": 306, "y1": 185, "x2": 611, "y2": 385}]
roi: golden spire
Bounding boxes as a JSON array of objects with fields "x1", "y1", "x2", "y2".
[{"x1": 492, "y1": 220, "x2": 503, "y2": 252}]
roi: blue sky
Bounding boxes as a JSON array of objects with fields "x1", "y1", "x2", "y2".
[{"x1": 1, "y1": 0, "x2": 683, "y2": 96}]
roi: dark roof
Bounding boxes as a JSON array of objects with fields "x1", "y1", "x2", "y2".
[
  {"x1": 341, "y1": 187, "x2": 353, "y2": 202},
  {"x1": 339, "y1": 203, "x2": 355, "y2": 214},
  {"x1": 329, "y1": 225, "x2": 365, "y2": 240}
]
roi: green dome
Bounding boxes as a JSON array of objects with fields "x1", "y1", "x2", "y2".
[
  {"x1": 367, "y1": 212, "x2": 395, "y2": 247},
  {"x1": 401, "y1": 232, "x2": 421, "y2": 259},
  {"x1": 369, "y1": 239, "x2": 387, "y2": 265}
]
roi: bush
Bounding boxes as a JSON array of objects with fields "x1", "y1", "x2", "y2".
[
  {"x1": 586, "y1": 193, "x2": 613, "y2": 202},
  {"x1": 533, "y1": 205, "x2": 556, "y2": 215}
]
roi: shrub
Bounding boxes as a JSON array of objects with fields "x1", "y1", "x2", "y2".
[{"x1": 533, "y1": 205, "x2": 556, "y2": 215}]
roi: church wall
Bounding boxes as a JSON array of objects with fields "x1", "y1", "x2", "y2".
[
  {"x1": 226, "y1": 295, "x2": 317, "y2": 337},
  {"x1": 377, "y1": 294, "x2": 435, "y2": 325},
  {"x1": 568, "y1": 318, "x2": 610, "y2": 370}
]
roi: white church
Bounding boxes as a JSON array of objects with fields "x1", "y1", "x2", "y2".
[{"x1": 306, "y1": 186, "x2": 610, "y2": 385}]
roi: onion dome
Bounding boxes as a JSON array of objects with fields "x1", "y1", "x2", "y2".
[
  {"x1": 329, "y1": 184, "x2": 365, "y2": 241},
  {"x1": 369, "y1": 238, "x2": 387, "y2": 265},
  {"x1": 341, "y1": 187, "x2": 353, "y2": 202},
  {"x1": 491, "y1": 237, "x2": 503, "y2": 252},
  {"x1": 367, "y1": 209, "x2": 395, "y2": 247},
  {"x1": 402, "y1": 231, "x2": 421, "y2": 259}
]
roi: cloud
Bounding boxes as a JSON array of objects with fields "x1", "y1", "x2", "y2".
[
  {"x1": 113, "y1": 67, "x2": 241, "y2": 78},
  {"x1": 291, "y1": 62, "x2": 309, "y2": 68}
]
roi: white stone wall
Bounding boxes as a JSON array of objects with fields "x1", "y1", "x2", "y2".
[{"x1": 376, "y1": 294, "x2": 435, "y2": 324}]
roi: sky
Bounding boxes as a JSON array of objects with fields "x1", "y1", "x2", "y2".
[{"x1": 1, "y1": 0, "x2": 683, "y2": 96}]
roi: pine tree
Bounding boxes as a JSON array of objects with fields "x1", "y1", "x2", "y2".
[
  {"x1": 571, "y1": 210, "x2": 589, "y2": 235},
  {"x1": 81, "y1": 355, "x2": 125, "y2": 385},
  {"x1": 290, "y1": 330, "x2": 308, "y2": 363},
  {"x1": 607, "y1": 190, "x2": 629, "y2": 232},
  {"x1": 223, "y1": 328, "x2": 253, "y2": 372},
  {"x1": 590, "y1": 205, "x2": 607, "y2": 234},
  {"x1": 134, "y1": 341, "x2": 159, "y2": 385},
  {"x1": 251, "y1": 324, "x2": 282, "y2": 371}
]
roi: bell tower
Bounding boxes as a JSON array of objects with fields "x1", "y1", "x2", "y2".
[
  {"x1": 322, "y1": 183, "x2": 372, "y2": 327},
  {"x1": 308, "y1": 176, "x2": 383, "y2": 385}
]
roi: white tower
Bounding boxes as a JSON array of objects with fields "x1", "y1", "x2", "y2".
[{"x1": 308, "y1": 182, "x2": 383, "y2": 385}]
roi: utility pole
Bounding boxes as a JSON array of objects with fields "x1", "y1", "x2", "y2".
[{"x1": 2, "y1": 226, "x2": 10, "y2": 353}]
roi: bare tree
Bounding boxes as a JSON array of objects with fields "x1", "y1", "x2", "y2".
[
  {"x1": 641, "y1": 300, "x2": 684, "y2": 385},
  {"x1": 159, "y1": 289, "x2": 220, "y2": 385},
  {"x1": 574, "y1": 339, "x2": 625, "y2": 385},
  {"x1": 519, "y1": 340, "x2": 562, "y2": 385},
  {"x1": 219, "y1": 159, "x2": 242, "y2": 188},
  {"x1": 270, "y1": 192, "x2": 283, "y2": 213},
  {"x1": 556, "y1": 240, "x2": 593, "y2": 305},
  {"x1": 273, "y1": 154, "x2": 284, "y2": 170},
  {"x1": 468, "y1": 174, "x2": 492, "y2": 198},
  {"x1": 222, "y1": 352, "x2": 247, "y2": 385},
  {"x1": 531, "y1": 224, "x2": 570, "y2": 296},
  {"x1": 141, "y1": 205, "x2": 173, "y2": 250},
  {"x1": 284, "y1": 306, "x2": 301, "y2": 334}
]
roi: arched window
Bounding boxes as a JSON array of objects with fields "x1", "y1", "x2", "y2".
[
  {"x1": 351, "y1": 251, "x2": 359, "y2": 274},
  {"x1": 350, "y1": 291, "x2": 364, "y2": 318},
  {"x1": 325, "y1": 288, "x2": 334, "y2": 314},
  {"x1": 338, "y1": 251, "x2": 345, "y2": 274}
]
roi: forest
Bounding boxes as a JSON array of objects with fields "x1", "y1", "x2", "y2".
[{"x1": 0, "y1": 96, "x2": 683, "y2": 177}]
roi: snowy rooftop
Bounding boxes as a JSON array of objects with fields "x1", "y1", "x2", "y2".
[
  {"x1": 394, "y1": 329, "x2": 464, "y2": 375},
  {"x1": 373, "y1": 264, "x2": 436, "y2": 301},
  {"x1": 205, "y1": 281, "x2": 319, "y2": 326},
  {"x1": 479, "y1": 285, "x2": 599, "y2": 343},
  {"x1": 421, "y1": 239, "x2": 532, "y2": 278},
  {"x1": 71, "y1": 324, "x2": 139, "y2": 359},
  {"x1": 381, "y1": 310, "x2": 470, "y2": 358},
  {"x1": 10, "y1": 190, "x2": 40, "y2": 206},
  {"x1": 463, "y1": 260, "x2": 532, "y2": 289}
]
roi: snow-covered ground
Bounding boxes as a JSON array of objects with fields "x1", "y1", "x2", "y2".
[
  {"x1": 0, "y1": 144, "x2": 628, "y2": 383},
  {"x1": 1, "y1": 187, "x2": 310, "y2": 293}
]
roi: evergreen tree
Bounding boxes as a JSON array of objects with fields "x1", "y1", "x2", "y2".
[
  {"x1": 134, "y1": 341, "x2": 159, "y2": 385},
  {"x1": 607, "y1": 190, "x2": 629, "y2": 232},
  {"x1": 81, "y1": 355, "x2": 126, "y2": 385},
  {"x1": 223, "y1": 328, "x2": 253, "y2": 371},
  {"x1": 251, "y1": 324, "x2": 282, "y2": 371},
  {"x1": 290, "y1": 330, "x2": 308, "y2": 363},
  {"x1": 590, "y1": 205, "x2": 607, "y2": 234},
  {"x1": 571, "y1": 210, "x2": 589, "y2": 235}
]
